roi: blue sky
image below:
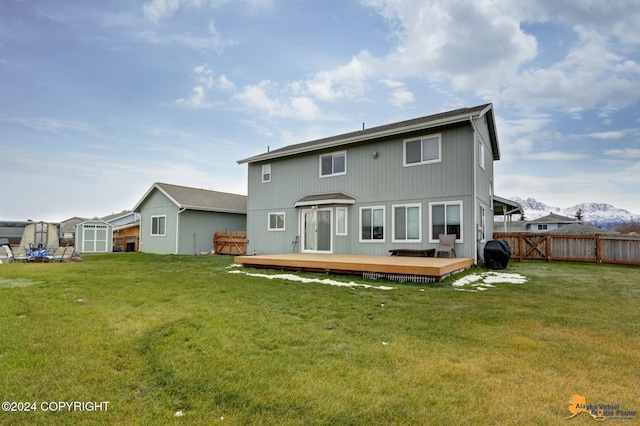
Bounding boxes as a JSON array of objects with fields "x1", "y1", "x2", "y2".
[{"x1": 1, "y1": 0, "x2": 639, "y2": 221}]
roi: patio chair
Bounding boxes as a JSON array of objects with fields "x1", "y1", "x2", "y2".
[{"x1": 435, "y1": 234, "x2": 456, "y2": 258}]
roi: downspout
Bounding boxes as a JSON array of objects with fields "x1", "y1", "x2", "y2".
[
  {"x1": 176, "y1": 207, "x2": 186, "y2": 255},
  {"x1": 470, "y1": 116, "x2": 479, "y2": 264}
]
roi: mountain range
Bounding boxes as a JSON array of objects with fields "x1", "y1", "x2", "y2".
[{"x1": 509, "y1": 197, "x2": 640, "y2": 228}]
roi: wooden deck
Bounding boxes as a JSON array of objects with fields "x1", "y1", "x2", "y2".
[{"x1": 234, "y1": 254, "x2": 474, "y2": 281}]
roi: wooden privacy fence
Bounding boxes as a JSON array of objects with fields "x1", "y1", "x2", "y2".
[
  {"x1": 214, "y1": 231, "x2": 248, "y2": 255},
  {"x1": 493, "y1": 233, "x2": 640, "y2": 266}
]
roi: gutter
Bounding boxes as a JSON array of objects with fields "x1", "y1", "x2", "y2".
[
  {"x1": 176, "y1": 207, "x2": 186, "y2": 255},
  {"x1": 471, "y1": 116, "x2": 478, "y2": 264}
]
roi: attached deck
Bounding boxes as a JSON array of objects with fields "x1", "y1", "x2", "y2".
[{"x1": 234, "y1": 254, "x2": 474, "y2": 282}]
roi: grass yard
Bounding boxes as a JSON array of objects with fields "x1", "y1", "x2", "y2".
[{"x1": 0, "y1": 254, "x2": 638, "y2": 425}]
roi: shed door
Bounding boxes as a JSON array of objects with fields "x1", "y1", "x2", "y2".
[{"x1": 83, "y1": 224, "x2": 108, "y2": 252}]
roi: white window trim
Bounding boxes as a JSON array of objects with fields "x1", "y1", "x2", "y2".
[
  {"x1": 359, "y1": 205, "x2": 386, "y2": 243},
  {"x1": 262, "y1": 163, "x2": 272, "y2": 183},
  {"x1": 478, "y1": 138, "x2": 486, "y2": 170},
  {"x1": 428, "y1": 201, "x2": 463, "y2": 243},
  {"x1": 268, "y1": 212, "x2": 285, "y2": 231},
  {"x1": 391, "y1": 203, "x2": 422, "y2": 243},
  {"x1": 479, "y1": 204, "x2": 487, "y2": 243},
  {"x1": 403, "y1": 133, "x2": 442, "y2": 167},
  {"x1": 319, "y1": 150, "x2": 347, "y2": 178},
  {"x1": 336, "y1": 207, "x2": 348, "y2": 236},
  {"x1": 150, "y1": 215, "x2": 166, "y2": 237}
]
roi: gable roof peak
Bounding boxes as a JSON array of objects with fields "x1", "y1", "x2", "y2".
[{"x1": 237, "y1": 103, "x2": 496, "y2": 164}]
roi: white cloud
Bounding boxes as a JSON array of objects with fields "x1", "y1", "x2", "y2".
[
  {"x1": 604, "y1": 148, "x2": 640, "y2": 158},
  {"x1": 362, "y1": 0, "x2": 537, "y2": 90},
  {"x1": 587, "y1": 131, "x2": 626, "y2": 139},
  {"x1": 143, "y1": 0, "x2": 181, "y2": 24},
  {"x1": 143, "y1": 0, "x2": 273, "y2": 23},
  {"x1": 527, "y1": 151, "x2": 585, "y2": 161},
  {"x1": 0, "y1": 115, "x2": 100, "y2": 137},
  {"x1": 174, "y1": 64, "x2": 234, "y2": 108},
  {"x1": 305, "y1": 53, "x2": 376, "y2": 102},
  {"x1": 379, "y1": 79, "x2": 414, "y2": 107},
  {"x1": 232, "y1": 81, "x2": 326, "y2": 121},
  {"x1": 498, "y1": 25, "x2": 640, "y2": 110},
  {"x1": 140, "y1": 20, "x2": 236, "y2": 52}
]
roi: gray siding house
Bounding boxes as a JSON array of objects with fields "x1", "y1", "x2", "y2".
[
  {"x1": 525, "y1": 213, "x2": 581, "y2": 232},
  {"x1": 238, "y1": 104, "x2": 501, "y2": 262},
  {"x1": 133, "y1": 183, "x2": 247, "y2": 255}
]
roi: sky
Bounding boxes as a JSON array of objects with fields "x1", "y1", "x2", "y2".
[{"x1": 1, "y1": 0, "x2": 639, "y2": 222}]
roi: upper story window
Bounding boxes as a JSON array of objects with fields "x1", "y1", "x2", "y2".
[
  {"x1": 319, "y1": 151, "x2": 346, "y2": 177},
  {"x1": 404, "y1": 134, "x2": 441, "y2": 166},
  {"x1": 262, "y1": 164, "x2": 271, "y2": 183},
  {"x1": 478, "y1": 139, "x2": 486, "y2": 170}
]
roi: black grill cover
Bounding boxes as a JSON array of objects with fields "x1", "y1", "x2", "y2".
[{"x1": 484, "y1": 240, "x2": 511, "y2": 270}]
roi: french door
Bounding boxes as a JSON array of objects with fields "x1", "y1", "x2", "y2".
[{"x1": 302, "y1": 208, "x2": 332, "y2": 253}]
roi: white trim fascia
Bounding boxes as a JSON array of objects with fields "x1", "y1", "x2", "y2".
[
  {"x1": 178, "y1": 205, "x2": 247, "y2": 214},
  {"x1": 132, "y1": 183, "x2": 181, "y2": 212},
  {"x1": 294, "y1": 199, "x2": 355, "y2": 208}
]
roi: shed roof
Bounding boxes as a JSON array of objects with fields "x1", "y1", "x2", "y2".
[
  {"x1": 238, "y1": 103, "x2": 498, "y2": 164},
  {"x1": 133, "y1": 182, "x2": 247, "y2": 214}
]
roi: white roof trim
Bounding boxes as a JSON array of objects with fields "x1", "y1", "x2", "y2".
[
  {"x1": 238, "y1": 109, "x2": 489, "y2": 164},
  {"x1": 294, "y1": 198, "x2": 356, "y2": 207}
]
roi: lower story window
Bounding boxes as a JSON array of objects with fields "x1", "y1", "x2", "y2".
[
  {"x1": 151, "y1": 215, "x2": 166, "y2": 236},
  {"x1": 360, "y1": 206, "x2": 385, "y2": 242},
  {"x1": 268, "y1": 212, "x2": 285, "y2": 231},
  {"x1": 393, "y1": 204, "x2": 421, "y2": 242},
  {"x1": 336, "y1": 207, "x2": 347, "y2": 236},
  {"x1": 430, "y1": 202, "x2": 462, "y2": 242}
]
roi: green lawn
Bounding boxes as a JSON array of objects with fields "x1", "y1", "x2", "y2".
[{"x1": 0, "y1": 254, "x2": 638, "y2": 425}]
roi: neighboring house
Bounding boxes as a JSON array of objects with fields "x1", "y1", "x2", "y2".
[
  {"x1": 132, "y1": 182, "x2": 247, "y2": 255},
  {"x1": 60, "y1": 217, "x2": 88, "y2": 244},
  {"x1": 75, "y1": 217, "x2": 114, "y2": 253},
  {"x1": 525, "y1": 213, "x2": 581, "y2": 232},
  {"x1": 102, "y1": 210, "x2": 140, "y2": 227},
  {"x1": 546, "y1": 223, "x2": 618, "y2": 235},
  {"x1": 237, "y1": 103, "x2": 502, "y2": 262},
  {"x1": 102, "y1": 211, "x2": 140, "y2": 252}
]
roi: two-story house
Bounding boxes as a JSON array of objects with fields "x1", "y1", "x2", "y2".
[{"x1": 237, "y1": 104, "x2": 500, "y2": 263}]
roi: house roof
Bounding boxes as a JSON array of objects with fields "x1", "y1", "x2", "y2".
[
  {"x1": 529, "y1": 213, "x2": 580, "y2": 224},
  {"x1": 546, "y1": 224, "x2": 619, "y2": 235},
  {"x1": 238, "y1": 103, "x2": 498, "y2": 164},
  {"x1": 101, "y1": 210, "x2": 135, "y2": 223},
  {"x1": 133, "y1": 182, "x2": 247, "y2": 214}
]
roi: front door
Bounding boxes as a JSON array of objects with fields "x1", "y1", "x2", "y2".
[{"x1": 302, "y1": 208, "x2": 332, "y2": 253}]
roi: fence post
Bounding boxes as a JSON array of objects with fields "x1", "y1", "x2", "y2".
[
  {"x1": 519, "y1": 234, "x2": 523, "y2": 262},
  {"x1": 595, "y1": 235, "x2": 601, "y2": 263}
]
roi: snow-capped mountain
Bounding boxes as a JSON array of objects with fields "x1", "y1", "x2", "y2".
[{"x1": 510, "y1": 197, "x2": 639, "y2": 228}]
